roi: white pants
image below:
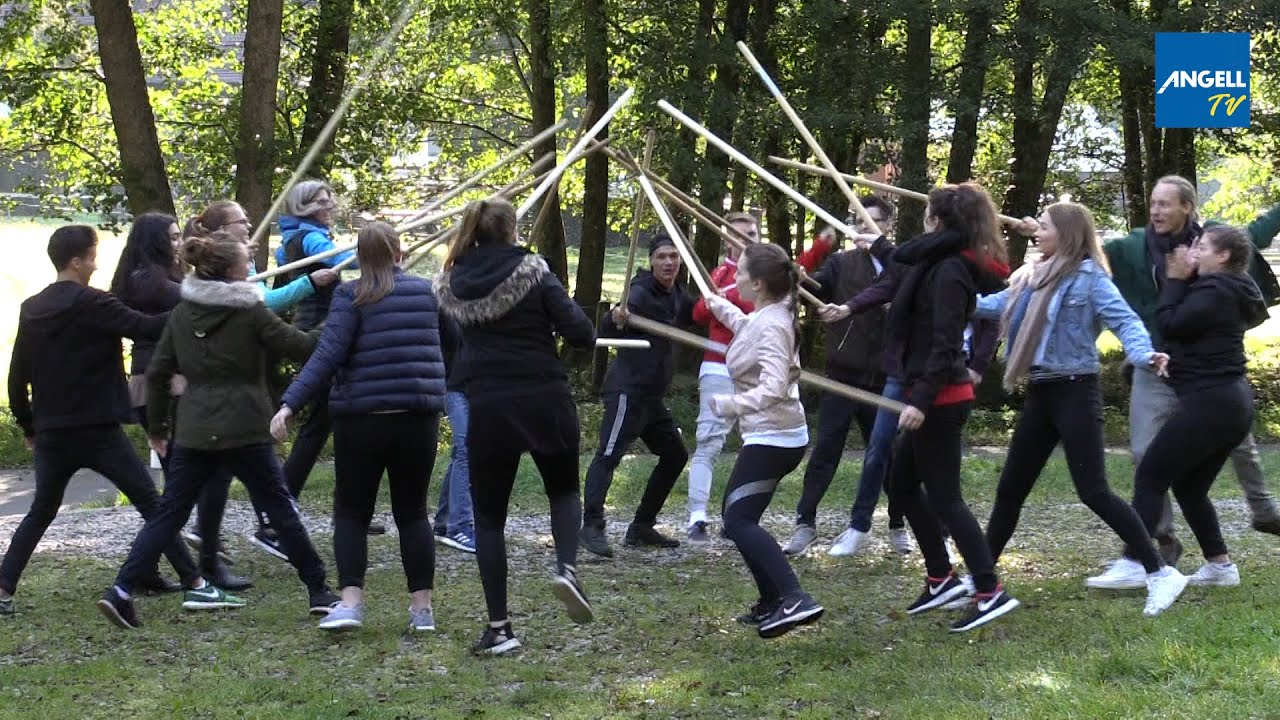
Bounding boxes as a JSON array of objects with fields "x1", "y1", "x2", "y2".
[{"x1": 688, "y1": 372, "x2": 736, "y2": 525}]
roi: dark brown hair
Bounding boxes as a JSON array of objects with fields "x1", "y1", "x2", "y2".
[
  {"x1": 183, "y1": 230, "x2": 245, "y2": 279},
  {"x1": 47, "y1": 225, "x2": 97, "y2": 270},
  {"x1": 353, "y1": 222, "x2": 400, "y2": 306},
  {"x1": 741, "y1": 242, "x2": 800, "y2": 342},
  {"x1": 1202, "y1": 225, "x2": 1251, "y2": 273},
  {"x1": 926, "y1": 182, "x2": 1008, "y2": 264}
]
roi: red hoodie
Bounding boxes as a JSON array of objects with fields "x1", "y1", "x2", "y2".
[{"x1": 691, "y1": 235, "x2": 838, "y2": 367}]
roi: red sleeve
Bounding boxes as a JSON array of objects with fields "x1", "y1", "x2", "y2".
[
  {"x1": 692, "y1": 296, "x2": 712, "y2": 327},
  {"x1": 796, "y1": 234, "x2": 836, "y2": 272}
]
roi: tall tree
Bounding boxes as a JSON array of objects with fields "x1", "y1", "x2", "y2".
[
  {"x1": 574, "y1": 0, "x2": 610, "y2": 313},
  {"x1": 235, "y1": 0, "x2": 284, "y2": 268},
  {"x1": 88, "y1": 0, "x2": 174, "y2": 215},
  {"x1": 945, "y1": 0, "x2": 997, "y2": 183},
  {"x1": 895, "y1": 0, "x2": 932, "y2": 239},
  {"x1": 749, "y1": 0, "x2": 789, "y2": 253},
  {"x1": 298, "y1": 0, "x2": 354, "y2": 174},
  {"x1": 527, "y1": 0, "x2": 569, "y2": 283}
]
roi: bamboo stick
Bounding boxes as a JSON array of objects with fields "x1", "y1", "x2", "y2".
[
  {"x1": 619, "y1": 131, "x2": 656, "y2": 311},
  {"x1": 528, "y1": 102, "x2": 596, "y2": 243},
  {"x1": 247, "y1": 242, "x2": 354, "y2": 283},
  {"x1": 636, "y1": 174, "x2": 715, "y2": 298}
]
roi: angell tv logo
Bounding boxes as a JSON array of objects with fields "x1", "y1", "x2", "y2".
[{"x1": 1155, "y1": 32, "x2": 1251, "y2": 129}]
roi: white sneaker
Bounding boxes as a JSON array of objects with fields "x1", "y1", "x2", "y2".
[
  {"x1": 828, "y1": 528, "x2": 870, "y2": 557},
  {"x1": 1187, "y1": 561, "x2": 1240, "y2": 587},
  {"x1": 1086, "y1": 557, "x2": 1147, "y2": 590},
  {"x1": 888, "y1": 528, "x2": 913, "y2": 554},
  {"x1": 1143, "y1": 567, "x2": 1188, "y2": 616},
  {"x1": 782, "y1": 525, "x2": 817, "y2": 556}
]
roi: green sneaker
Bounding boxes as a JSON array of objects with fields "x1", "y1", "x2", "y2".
[
  {"x1": 182, "y1": 584, "x2": 247, "y2": 610},
  {"x1": 0, "y1": 596, "x2": 14, "y2": 616}
]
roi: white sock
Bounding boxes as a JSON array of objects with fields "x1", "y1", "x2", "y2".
[{"x1": 192, "y1": 578, "x2": 208, "y2": 590}]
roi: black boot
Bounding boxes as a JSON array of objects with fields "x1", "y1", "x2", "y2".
[
  {"x1": 579, "y1": 523, "x2": 613, "y2": 558},
  {"x1": 134, "y1": 573, "x2": 182, "y2": 596},
  {"x1": 202, "y1": 559, "x2": 252, "y2": 591}
]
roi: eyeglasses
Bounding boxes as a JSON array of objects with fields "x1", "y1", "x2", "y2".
[{"x1": 226, "y1": 219, "x2": 252, "y2": 227}]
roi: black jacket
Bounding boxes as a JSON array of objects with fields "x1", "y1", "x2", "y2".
[
  {"x1": 118, "y1": 263, "x2": 182, "y2": 375},
  {"x1": 435, "y1": 243, "x2": 595, "y2": 397},
  {"x1": 8, "y1": 281, "x2": 167, "y2": 437},
  {"x1": 811, "y1": 237, "x2": 892, "y2": 387},
  {"x1": 439, "y1": 313, "x2": 465, "y2": 393},
  {"x1": 888, "y1": 231, "x2": 1007, "y2": 410},
  {"x1": 1157, "y1": 271, "x2": 1268, "y2": 393},
  {"x1": 599, "y1": 269, "x2": 694, "y2": 396}
]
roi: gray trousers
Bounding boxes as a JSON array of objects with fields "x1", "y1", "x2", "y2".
[{"x1": 1130, "y1": 365, "x2": 1278, "y2": 541}]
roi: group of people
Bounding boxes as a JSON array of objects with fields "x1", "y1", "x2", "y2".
[{"x1": 0, "y1": 170, "x2": 1276, "y2": 653}]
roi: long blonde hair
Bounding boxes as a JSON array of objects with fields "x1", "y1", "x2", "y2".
[
  {"x1": 1043, "y1": 201, "x2": 1109, "y2": 279},
  {"x1": 443, "y1": 198, "x2": 518, "y2": 270},
  {"x1": 352, "y1": 222, "x2": 400, "y2": 306}
]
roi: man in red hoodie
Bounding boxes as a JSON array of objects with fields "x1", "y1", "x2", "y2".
[{"x1": 685, "y1": 211, "x2": 837, "y2": 541}]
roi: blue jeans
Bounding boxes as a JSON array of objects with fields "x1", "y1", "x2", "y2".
[
  {"x1": 435, "y1": 391, "x2": 474, "y2": 535},
  {"x1": 848, "y1": 377, "x2": 907, "y2": 532}
]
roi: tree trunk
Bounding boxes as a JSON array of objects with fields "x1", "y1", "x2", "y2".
[
  {"x1": 895, "y1": 0, "x2": 932, "y2": 241},
  {"x1": 945, "y1": 0, "x2": 995, "y2": 184},
  {"x1": 235, "y1": 0, "x2": 284, "y2": 269},
  {"x1": 747, "y1": 0, "x2": 785, "y2": 257},
  {"x1": 693, "y1": 0, "x2": 750, "y2": 272},
  {"x1": 527, "y1": 0, "x2": 569, "y2": 282},
  {"x1": 88, "y1": 0, "x2": 174, "y2": 216},
  {"x1": 298, "y1": 0, "x2": 353, "y2": 175},
  {"x1": 1111, "y1": 0, "x2": 1147, "y2": 228},
  {"x1": 666, "y1": 0, "x2": 717, "y2": 208},
  {"x1": 573, "y1": 0, "x2": 609, "y2": 314}
]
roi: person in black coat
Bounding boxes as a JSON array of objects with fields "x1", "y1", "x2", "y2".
[
  {"x1": 435, "y1": 197, "x2": 597, "y2": 656},
  {"x1": 580, "y1": 235, "x2": 694, "y2": 558}
]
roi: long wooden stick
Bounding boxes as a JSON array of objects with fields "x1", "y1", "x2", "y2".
[
  {"x1": 626, "y1": 314, "x2": 906, "y2": 414},
  {"x1": 247, "y1": 2, "x2": 419, "y2": 252},
  {"x1": 619, "y1": 131, "x2": 656, "y2": 311},
  {"x1": 529, "y1": 102, "x2": 595, "y2": 243},
  {"x1": 517, "y1": 87, "x2": 635, "y2": 219},
  {"x1": 769, "y1": 156, "x2": 1024, "y2": 226},
  {"x1": 657, "y1": 100, "x2": 865, "y2": 244},
  {"x1": 248, "y1": 242, "x2": 353, "y2": 283},
  {"x1": 396, "y1": 120, "x2": 571, "y2": 231},
  {"x1": 636, "y1": 174, "x2": 715, "y2": 299},
  {"x1": 736, "y1": 41, "x2": 878, "y2": 233}
]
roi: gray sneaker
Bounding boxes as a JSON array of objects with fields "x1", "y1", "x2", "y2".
[
  {"x1": 409, "y1": 606, "x2": 436, "y2": 632},
  {"x1": 0, "y1": 596, "x2": 13, "y2": 616},
  {"x1": 318, "y1": 603, "x2": 364, "y2": 630},
  {"x1": 782, "y1": 525, "x2": 817, "y2": 556}
]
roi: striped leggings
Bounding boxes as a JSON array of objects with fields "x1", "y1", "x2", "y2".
[{"x1": 722, "y1": 444, "x2": 807, "y2": 604}]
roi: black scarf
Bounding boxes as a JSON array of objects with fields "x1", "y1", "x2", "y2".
[
  {"x1": 1145, "y1": 221, "x2": 1202, "y2": 290},
  {"x1": 886, "y1": 229, "x2": 970, "y2": 343}
]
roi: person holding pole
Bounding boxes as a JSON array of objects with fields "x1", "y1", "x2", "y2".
[
  {"x1": 582, "y1": 235, "x2": 694, "y2": 557},
  {"x1": 885, "y1": 183, "x2": 1020, "y2": 632},
  {"x1": 435, "y1": 197, "x2": 596, "y2": 656},
  {"x1": 703, "y1": 242, "x2": 823, "y2": 638}
]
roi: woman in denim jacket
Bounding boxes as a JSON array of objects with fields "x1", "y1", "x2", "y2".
[{"x1": 975, "y1": 201, "x2": 1188, "y2": 617}]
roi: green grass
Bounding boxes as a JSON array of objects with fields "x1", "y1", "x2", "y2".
[{"x1": 5, "y1": 450, "x2": 1280, "y2": 717}]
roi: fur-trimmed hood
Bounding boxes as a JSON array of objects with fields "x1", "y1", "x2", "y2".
[
  {"x1": 181, "y1": 276, "x2": 266, "y2": 307},
  {"x1": 435, "y1": 245, "x2": 549, "y2": 326}
]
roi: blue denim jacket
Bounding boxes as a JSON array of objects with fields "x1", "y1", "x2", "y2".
[{"x1": 975, "y1": 259, "x2": 1156, "y2": 380}]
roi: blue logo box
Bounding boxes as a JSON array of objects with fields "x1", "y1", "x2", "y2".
[{"x1": 1155, "y1": 32, "x2": 1250, "y2": 129}]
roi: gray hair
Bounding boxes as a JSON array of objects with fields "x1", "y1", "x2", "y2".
[
  {"x1": 1154, "y1": 175, "x2": 1201, "y2": 224},
  {"x1": 284, "y1": 179, "x2": 336, "y2": 219}
]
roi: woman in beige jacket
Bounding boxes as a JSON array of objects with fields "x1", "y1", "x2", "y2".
[{"x1": 704, "y1": 243, "x2": 823, "y2": 639}]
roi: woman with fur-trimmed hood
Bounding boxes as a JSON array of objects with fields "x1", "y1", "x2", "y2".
[
  {"x1": 434, "y1": 197, "x2": 595, "y2": 656},
  {"x1": 97, "y1": 232, "x2": 338, "y2": 631}
]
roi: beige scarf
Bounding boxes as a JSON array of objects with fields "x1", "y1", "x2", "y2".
[{"x1": 1000, "y1": 254, "x2": 1074, "y2": 392}]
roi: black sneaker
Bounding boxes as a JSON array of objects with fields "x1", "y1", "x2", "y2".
[
  {"x1": 758, "y1": 592, "x2": 824, "y2": 638},
  {"x1": 250, "y1": 527, "x2": 289, "y2": 561},
  {"x1": 688, "y1": 521, "x2": 710, "y2": 543},
  {"x1": 472, "y1": 622, "x2": 522, "y2": 656},
  {"x1": 735, "y1": 598, "x2": 777, "y2": 626},
  {"x1": 97, "y1": 587, "x2": 140, "y2": 630},
  {"x1": 183, "y1": 531, "x2": 234, "y2": 565},
  {"x1": 309, "y1": 588, "x2": 341, "y2": 616},
  {"x1": 367, "y1": 522, "x2": 387, "y2": 536},
  {"x1": 0, "y1": 596, "x2": 13, "y2": 616},
  {"x1": 949, "y1": 586, "x2": 1020, "y2": 633},
  {"x1": 202, "y1": 561, "x2": 253, "y2": 591},
  {"x1": 579, "y1": 525, "x2": 614, "y2": 558},
  {"x1": 906, "y1": 573, "x2": 970, "y2": 615},
  {"x1": 1252, "y1": 516, "x2": 1280, "y2": 536},
  {"x1": 551, "y1": 565, "x2": 594, "y2": 624},
  {"x1": 624, "y1": 523, "x2": 680, "y2": 549},
  {"x1": 134, "y1": 573, "x2": 182, "y2": 596}
]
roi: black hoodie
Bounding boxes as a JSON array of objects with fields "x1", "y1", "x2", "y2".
[
  {"x1": 8, "y1": 281, "x2": 167, "y2": 437},
  {"x1": 888, "y1": 230, "x2": 1008, "y2": 410},
  {"x1": 435, "y1": 243, "x2": 595, "y2": 396},
  {"x1": 1156, "y1": 271, "x2": 1269, "y2": 392},
  {"x1": 599, "y1": 268, "x2": 694, "y2": 396}
]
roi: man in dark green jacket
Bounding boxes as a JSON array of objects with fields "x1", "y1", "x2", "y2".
[{"x1": 1095, "y1": 175, "x2": 1280, "y2": 577}]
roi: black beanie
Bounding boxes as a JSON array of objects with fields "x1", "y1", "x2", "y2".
[{"x1": 648, "y1": 234, "x2": 675, "y2": 256}]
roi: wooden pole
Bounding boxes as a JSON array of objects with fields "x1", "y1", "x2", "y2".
[
  {"x1": 517, "y1": 87, "x2": 635, "y2": 219},
  {"x1": 635, "y1": 174, "x2": 715, "y2": 299},
  {"x1": 769, "y1": 156, "x2": 1024, "y2": 226},
  {"x1": 626, "y1": 314, "x2": 906, "y2": 414},
  {"x1": 528, "y1": 102, "x2": 595, "y2": 243},
  {"x1": 736, "y1": 41, "x2": 878, "y2": 233},
  {"x1": 248, "y1": 242, "x2": 354, "y2": 283},
  {"x1": 619, "y1": 131, "x2": 656, "y2": 311}
]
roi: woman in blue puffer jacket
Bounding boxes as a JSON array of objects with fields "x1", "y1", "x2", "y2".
[
  {"x1": 271, "y1": 221, "x2": 447, "y2": 633},
  {"x1": 975, "y1": 201, "x2": 1187, "y2": 617}
]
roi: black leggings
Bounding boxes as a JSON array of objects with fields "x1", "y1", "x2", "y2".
[
  {"x1": 723, "y1": 444, "x2": 807, "y2": 604},
  {"x1": 1129, "y1": 379, "x2": 1253, "y2": 561},
  {"x1": 468, "y1": 391, "x2": 582, "y2": 622},
  {"x1": 987, "y1": 376, "x2": 1163, "y2": 572},
  {"x1": 889, "y1": 401, "x2": 999, "y2": 594},
  {"x1": 331, "y1": 412, "x2": 438, "y2": 592}
]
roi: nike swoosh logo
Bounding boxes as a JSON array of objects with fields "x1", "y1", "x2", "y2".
[
  {"x1": 190, "y1": 588, "x2": 220, "y2": 598},
  {"x1": 978, "y1": 594, "x2": 1001, "y2": 611},
  {"x1": 782, "y1": 600, "x2": 803, "y2": 614}
]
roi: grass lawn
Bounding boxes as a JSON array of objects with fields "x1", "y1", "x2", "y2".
[{"x1": 5, "y1": 450, "x2": 1280, "y2": 717}]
